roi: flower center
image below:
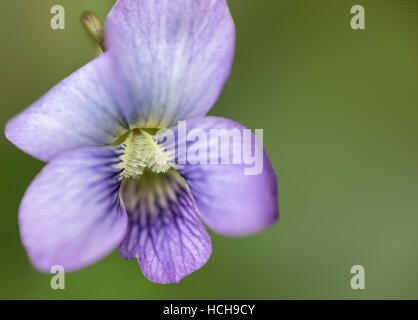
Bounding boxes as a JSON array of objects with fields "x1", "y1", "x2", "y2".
[
  {"x1": 120, "y1": 169, "x2": 187, "y2": 217},
  {"x1": 115, "y1": 129, "x2": 189, "y2": 217},
  {"x1": 118, "y1": 129, "x2": 171, "y2": 179}
]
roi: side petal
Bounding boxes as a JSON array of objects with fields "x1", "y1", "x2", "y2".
[
  {"x1": 119, "y1": 171, "x2": 212, "y2": 284},
  {"x1": 161, "y1": 116, "x2": 279, "y2": 236},
  {"x1": 19, "y1": 146, "x2": 128, "y2": 272},
  {"x1": 105, "y1": 0, "x2": 235, "y2": 128},
  {"x1": 5, "y1": 53, "x2": 128, "y2": 162}
]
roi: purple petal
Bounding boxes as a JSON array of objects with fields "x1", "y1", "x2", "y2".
[
  {"x1": 19, "y1": 147, "x2": 128, "y2": 272},
  {"x1": 119, "y1": 171, "x2": 212, "y2": 284},
  {"x1": 5, "y1": 53, "x2": 128, "y2": 162},
  {"x1": 162, "y1": 116, "x2": 279, "y2": 236},
  {"x1": 105, "y1": 0, "x2": 235, "y2": 128}
]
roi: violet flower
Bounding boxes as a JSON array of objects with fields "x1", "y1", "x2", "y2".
[{"x1": 5, "y1": 0, "x2": 278, "y2": 284}]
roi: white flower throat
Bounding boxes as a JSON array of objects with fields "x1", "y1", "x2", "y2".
[
  {"x1": 116, "y1": 129, "x2": 188, "y2": 217},
  {"x1": 119, "y1": 129, "x2": 171, "y2": 179},
  {"x1": 120, "y1": 169, "x2": 183, "y2": 217}
]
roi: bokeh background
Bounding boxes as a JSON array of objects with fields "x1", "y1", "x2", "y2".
[{"x1": 0, "y1": 0, "x2": 417, "y2": 299}]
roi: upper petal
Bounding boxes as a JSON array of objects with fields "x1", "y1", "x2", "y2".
[
  {"x1": 160, "y1": 116, "x2": 279, "y2": 236},
  {"x1": 19, "y1": 146, "x2": 128, "y2": 272},
  {"x1": 105, "y1": 0, "x2": 235, "y2": 128},
  {"x1": 5, "y1": 53, "x2": 128, "y2": 162},
  {"x1": 119, "y1": 170, "x2": 212, "y2": 284}
]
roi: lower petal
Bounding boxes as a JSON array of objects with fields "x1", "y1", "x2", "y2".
[
  {"x1": 19, "y1": 147, "x2": 128, "y2": 272},
  {"x1": 118, "y1": 170, "x2": 212, "y2": 284}
]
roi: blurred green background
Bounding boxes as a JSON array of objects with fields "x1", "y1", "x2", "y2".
[{"x1": 0, "y1": 0, "x2": 417, "y2": 299}]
